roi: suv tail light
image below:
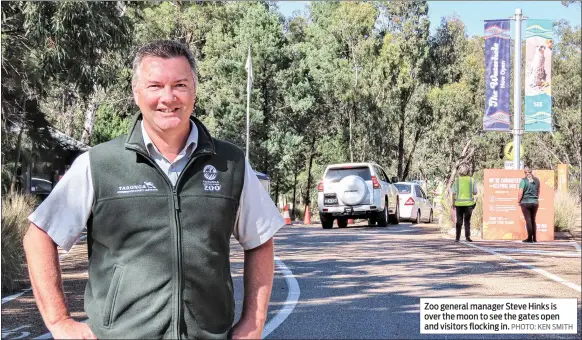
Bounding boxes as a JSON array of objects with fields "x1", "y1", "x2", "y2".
[
  {"x1": 318, "y1": 180, "x2": 324, "y2": 192},
  {"x1": 371, "y1": 176, "x2": 380, "y2": 189},
  {"x1": 405, "y1": 197, "x2": 415, "y2": 205}
]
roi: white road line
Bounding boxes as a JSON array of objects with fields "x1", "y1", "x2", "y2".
[
  {"x1": 2, "y1": 234, "x2": 87, "y2": 305},
  {"x1": 262, "y1": 256, "x2": 300, "y2": 339},
  {"x1": 464, "y1": 242, "x2": 581, "y2": 293},
  {"x1": 1, "y1": 288, "x2": 32, "y2": 305},
  {"x1": 487, "y1": 248, "x2": 581, "y2": 258}
]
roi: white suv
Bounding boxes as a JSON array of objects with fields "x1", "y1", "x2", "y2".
[{"x1": 317, "y1": 162, "x2": 400, "y2": 229}]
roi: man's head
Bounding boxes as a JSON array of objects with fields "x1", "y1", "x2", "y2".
[
  {"x1": 458, "y1": 163, "x2": 471, "y2": 176},
  {"x1": 524, "y1": 166, "x2": 533, "y2": 178},
  {"x1": 132, "y1": 40, "x2": 198, "y2": 134}
]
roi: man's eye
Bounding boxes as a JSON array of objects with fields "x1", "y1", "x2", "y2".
[
  {"x1": 176, "y1": 84, "x2": 187, "y2": 87},
  {"x1": 148, "y1": 84, "x2": 161, "y2": 88}
]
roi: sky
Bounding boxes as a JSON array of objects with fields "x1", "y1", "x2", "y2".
[{"x1": 276, "y1": 1, "x2": 581, "y2": 36}]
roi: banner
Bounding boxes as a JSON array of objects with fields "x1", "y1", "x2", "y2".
[
  {"x1": 483, "y1": 20, "x2": 511, "y2": 131},
  {"x1": 525, "y1": 19, "x2": 553, "y2": 132},
  {"x1": 483, "y1": 169, "x2": 554, "y2": 241}
]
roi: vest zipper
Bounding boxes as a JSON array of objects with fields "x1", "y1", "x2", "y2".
[{"x1": 126, "y1": 145, "x2": 214, "y2": 339}]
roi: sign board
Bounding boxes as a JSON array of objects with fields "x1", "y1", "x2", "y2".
[
  {"x1": 504, "y1": 160, "x2": 524, "y2": 170},
  {"x1": 503, "y1": 142, "x2": 525, "y2": 161},
  {"x1": 557, "y1": 164, "x2": 568, "y2": 193},
  {"x1": 483, "y1": 169, "x2": 554, "y2": 241}
]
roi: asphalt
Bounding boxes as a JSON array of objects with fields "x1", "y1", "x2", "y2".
[{"x1": 1, "y1": 222, "x2": 580, "y2": 339}]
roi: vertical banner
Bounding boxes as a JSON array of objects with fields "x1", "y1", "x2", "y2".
[
  {"x1": 525, "y1": 19, "x2": 553, "y2": 131},
  {"x1": 483, "y1": 169, "x2": 554, "y2": 241},
  {"x1": 483, "y1": 20, "x2": 511, "y2": 131},
  {"x1": 557, "y1": 164, "x2": 568, "y2": 193}
]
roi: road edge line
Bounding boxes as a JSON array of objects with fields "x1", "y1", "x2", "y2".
[
  {"x1": 463, "y1": 242, "x2": 581, "y2": 293},
  {"x1": 262, "y1": 256, "x2": 300, "y2": 339}
]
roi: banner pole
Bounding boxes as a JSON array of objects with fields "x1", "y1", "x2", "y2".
[{"x1": 513, "y1": 8, "x2": 523, "y2": 169}]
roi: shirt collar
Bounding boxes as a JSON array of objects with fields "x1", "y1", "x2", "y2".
[{"x1": 141, "y1": 120, "x2": 198, "y2": 159}]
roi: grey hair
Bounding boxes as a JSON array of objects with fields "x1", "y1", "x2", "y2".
[
  {"x1": 458, "y1": 163, "x2": 471, "y2": 176},
  {"x1": 132, "y1": 40, "x2": 198, "y2": 88}
]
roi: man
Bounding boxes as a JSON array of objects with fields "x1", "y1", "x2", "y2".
[
  {"x1": 517, "y1": 166, "x2": 540, "y2": 243},
  {"x1": 451, "y1": 163, "x2": 478, "y2": 242},
  {"x1": 23, "y1": 40, "x2": 284, "y2": 339}
]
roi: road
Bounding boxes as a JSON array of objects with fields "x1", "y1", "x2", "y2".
[{"x1": 2, "y1": 222, "x2": 580, "y2": 339}]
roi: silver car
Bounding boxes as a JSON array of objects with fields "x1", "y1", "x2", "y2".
[{"x1": 317, "y1": 162, "x2": 400, "y2": 229}]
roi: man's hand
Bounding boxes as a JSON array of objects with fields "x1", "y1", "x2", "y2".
[
  {"x1": 49, "y1": 318, "x2": 97, "y2": 339},
  {"x1": 231, "y1": 317, "x2": 264, "y2": 339}
]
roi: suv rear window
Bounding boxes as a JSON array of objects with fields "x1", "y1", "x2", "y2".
[
  {"x1": 394, "y1": 183, "x2": 411, "y2": 194},
  {"x1": 325, "y1": 167, "x2": 371, "y2": 183}
]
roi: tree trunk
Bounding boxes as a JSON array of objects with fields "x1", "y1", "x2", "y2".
[
  {"x1": 304, "y1": 136, "x2": 317, "y2": 205},
  {"x1": 291, "y1": 163, "x2": 298, "y2": 220},
  {"x1": 273, "y1": 176, "x2": 279, "y2": 208},
  {"x1": 446, "y1": 139, "x2": 475, "y2": 190},
  {"x1": 10, "y1": 127, "x2": 24, "y2": 194},
  {"x1": 397, "y1": 114, "x2": 405, "y2": 179},
  {"x1": 81, "y1": 96, "x2": 99, "y2": 145}
]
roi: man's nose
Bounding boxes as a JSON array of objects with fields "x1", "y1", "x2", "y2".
[{"x1": 160, "y1": 86, "x2": 175, "y2": 102}]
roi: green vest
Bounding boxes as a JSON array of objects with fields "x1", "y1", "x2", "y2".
[
  {"x1": 454, "y1": 176, "x2": 475, "y2": 207},
  {"x1": 85, "y1": 114, "x2": 245, "y2": 339}
]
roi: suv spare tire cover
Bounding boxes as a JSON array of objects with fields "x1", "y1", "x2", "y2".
[{"x1": 338, "y1": 175, "x2": 368, "y2": 206}]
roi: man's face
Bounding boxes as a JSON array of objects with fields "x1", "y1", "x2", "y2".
[{"x1": 133, "y1": 56, "x2": 196, "y2": 133}]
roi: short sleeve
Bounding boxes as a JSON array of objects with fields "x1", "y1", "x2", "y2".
[
  {"x1": 519, "y1": 179, "x2": 526, "y2": 189},
  {"x1": 28, "y1": 152, "x2": 94, "y2": 251},
  {"x1": 233, "y1": 160, "x2": 284, "y2": 250}
]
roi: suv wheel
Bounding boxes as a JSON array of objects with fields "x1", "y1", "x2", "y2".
[
  {"x1": 389, "y1": 200, "x2": 400, "y2": 225},
  {"x1": 415, "y1": 210, "x2": 421, "y2": 224},
  {"x1": 376, "y1": 204, "x2": 388, "y2": 228},
  {"x1": 428, "y1": 209, "x2": 434, "y2": 223},
  {"x1": 321, "y1": 213, "x2": 333, "y2": 229},
  {"x1": 337, "y1": 217, "x2": 348, "y2": 228}
]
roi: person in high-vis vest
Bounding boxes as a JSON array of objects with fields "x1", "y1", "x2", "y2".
[{"x1": 452, "y1": 164, "x2": 478, "y2": 242}]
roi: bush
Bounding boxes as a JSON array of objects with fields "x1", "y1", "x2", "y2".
[
  {"x1": 1, "y1": 194, "x2": 37, "y2": 293},
  {"x1": 554, "y1": 189, "x2": 581, "y2": 232}
]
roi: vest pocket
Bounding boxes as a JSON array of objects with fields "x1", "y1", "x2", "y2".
[{"x1": 102, "y1": 264, "x2": 124, "y2": 328}]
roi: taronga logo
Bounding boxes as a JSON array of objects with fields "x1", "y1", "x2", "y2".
[
  {"x1": 203, "y1": 165, "x2": 218, "y2": 180},
  {"x1": 117, "y1": 181, "x2": 158, "y2": 194}
]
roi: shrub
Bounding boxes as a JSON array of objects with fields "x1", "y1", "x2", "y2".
[
  {"x1": 554, "y1": 189, "x2": 581, "y2": 232},
  {"x1": 1, "y1": 194, "x2": 37, "y2": 293}
]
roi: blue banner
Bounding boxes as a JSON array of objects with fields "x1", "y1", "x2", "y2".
[
  {"x1": 525, "y1": 19, "x2": 553, "y2": 132},
  {"x1": 483, "y1": 20, "x2": 511, "y2": 132}
]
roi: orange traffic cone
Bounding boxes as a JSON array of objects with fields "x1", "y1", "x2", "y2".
[
  {"x1": 283, "y1": 204, "x2": 291, "y2": 225},
  {"x1": 303, "y1": 204, "x2": 312, "y2": 225}
]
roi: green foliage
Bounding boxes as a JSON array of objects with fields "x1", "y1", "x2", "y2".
[{"x1": 2, "y1": 2, "x2": 580, "y2": 220}]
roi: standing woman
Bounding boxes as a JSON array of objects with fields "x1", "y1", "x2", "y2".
[
  {"x1": 518, "y1": 166, "x2": 541, "y2": 243},
  {"x1": 452, "y1": 163, "x2": 478, "y2": 242}
]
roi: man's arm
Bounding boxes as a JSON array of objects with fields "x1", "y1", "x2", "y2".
[
  {"x1": 231, "y1": 238, "x2": 275, "y2": 339},
  {"x1": 23, "y1": 224, "x2": 96, "y2": 339}
]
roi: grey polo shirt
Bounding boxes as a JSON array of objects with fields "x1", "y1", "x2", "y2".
[{"x1": 29, "y1": 123, "x2": 284, "y2": 251}]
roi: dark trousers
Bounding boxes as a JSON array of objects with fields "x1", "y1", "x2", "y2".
[
  {"x1": 455, "y1": 205, "x2": 475, "y2": 240},
  {"x1": 520, "y1": 203, "x2": 539, "y2": 241}
]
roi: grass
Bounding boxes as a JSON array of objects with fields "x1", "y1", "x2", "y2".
[
  {"x1": 554, "y1": 188, "x2": 581, "y2": 232},
  {"x1": 1, "y1": 193, "x2": 37, "y2": 294}
]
